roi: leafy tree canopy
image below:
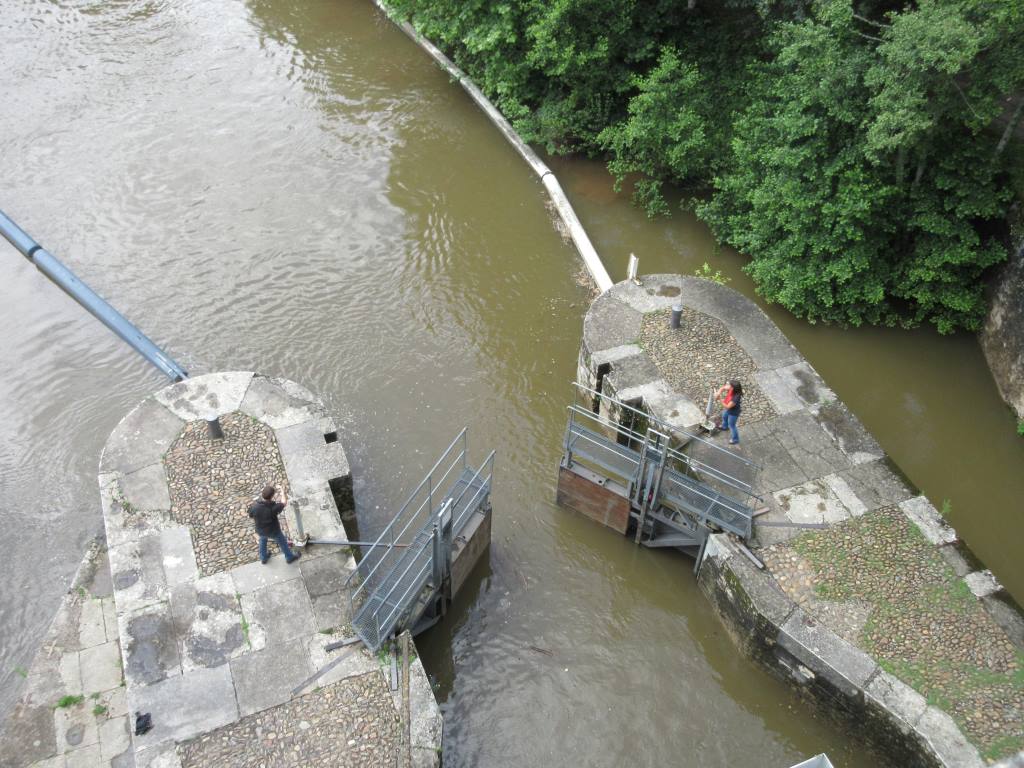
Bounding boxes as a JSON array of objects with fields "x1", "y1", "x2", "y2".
[{"x1": 387, "y1": 0, "x2": 1024, "y2": 332}]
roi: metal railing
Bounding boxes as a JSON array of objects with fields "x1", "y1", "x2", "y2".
[
  {"x1": 0, "y1": 209, "x2": 188, "y2": 382},
  {"x1": 367, "y1": 448, "x2": 495, "y2": 643},
  {"x1": 567, "y1": 383, "x2": 761, "y2": 493},
  {"x1": 563, "y1": 382, "x2": 761, "y2": 540},
  {"x1": 347, "y1": 429, "x2": 495, "y2": 651},
  {"x1": 346, "y1": 428, "x2": 469, "y2": 600}
]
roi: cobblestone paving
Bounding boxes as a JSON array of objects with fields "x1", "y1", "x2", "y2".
[
  {"x1": 763, "y1": 507, "x2": 1024, "y2": 761},
  {"x1": 164, "y1": 411, "x2": 290, "y2": 577},
  {"x1": 179, "y1": 672, "x2": 401, "y2": 768},
  {"x1": 640, "y1": 308, "x2": 775, "y2": 424}
]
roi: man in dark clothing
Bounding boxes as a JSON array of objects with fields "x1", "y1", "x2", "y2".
[{"x1": 248, "y1": 485, "x2": 301, "y2": 565}]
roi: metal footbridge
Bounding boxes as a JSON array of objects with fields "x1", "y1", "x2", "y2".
[
  {"x1": 561, "y1": 383, "x2": 761, "y2": 562},
  {"x1": 346, "y1": 428, "x2": 495, "y2": 652}
]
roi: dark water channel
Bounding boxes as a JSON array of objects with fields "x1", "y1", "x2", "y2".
[{"x1": 0, "y1": 2, "x2": 1017, "y2": 766}]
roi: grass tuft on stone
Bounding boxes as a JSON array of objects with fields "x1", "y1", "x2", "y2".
[
  {"x1": 55, "y1": 694, "x2": 84, "y2": 709},
  {"x1": 786, "y1": 507, "x2": 1023, "y2": 760}
]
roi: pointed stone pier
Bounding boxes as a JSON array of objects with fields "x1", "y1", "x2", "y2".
[{"x1": 3, "y1": 372, "x2": 442, "y2": 768}]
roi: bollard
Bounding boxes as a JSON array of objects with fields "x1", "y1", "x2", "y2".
[
  {"x1": 670, "y1": 303, "x2": 683, "y2": 329},
  {"x1": 627, "y1": 253, "x2": 640, "y2": 285},
  {"x1": 206, "y1": 417, "x2": 225, "y2": 441}
]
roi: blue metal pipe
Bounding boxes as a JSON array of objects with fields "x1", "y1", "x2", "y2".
[{"x1": 0, "y1": 209, "x2": 189, "y2": 382}]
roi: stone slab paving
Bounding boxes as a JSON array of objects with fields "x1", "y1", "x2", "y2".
[
  {"x1": 0, "y1": 542, "x2": 133, "y2": 768},
  {"x1": 579, "y1": 276, "x2": 1024, "y2": 766},
  {"x1": 2, "y1": 372, "x2": 442, "y2": 768}
]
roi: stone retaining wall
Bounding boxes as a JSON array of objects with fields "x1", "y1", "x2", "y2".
[
  {"x1": 981, "y1": 205, "x2": 1024, "y2": 420},
  {"x1": 698, "y1": 534, "x2": 987, "y2": 768}
]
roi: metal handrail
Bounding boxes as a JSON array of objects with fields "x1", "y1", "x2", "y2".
[
  {"x1": 567, "y1": 425, "x2": 641, "y2": 467},
  {"x1": 568, "y1": 403, "x2": 651, "y2": 448},
  {"x1": 368, "y1": 450, "x2": 493, "y2": 627},
  {"x1": 573, "y1": 381, "x2": 763, "y2": 471},
  {"x1": 570, "y1": 386, "x2": 762, "y2": 508},
  {"x1": 661, "y1": 471, "x2": 752, "y2": 533},
  {"x1": 348, "y1": 429, "x2": 495, "y2": 650},
  {"x1": 374, "y1": 534, "x2": 434, "y2": 640},
  {"x1": 662, "y1": 441, "x2": 759, "y2": 500},
  {"x1": 346, "y1": 428, "x2": 467, "y2": 593},
  {"x1": 450, "y1": 451, "x2": 495, "y2": 532}
]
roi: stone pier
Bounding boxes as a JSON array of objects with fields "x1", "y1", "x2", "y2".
[
  {"x1": 573, "y1": 275, "x2": 1024, "y2": 767},
  {"x1": 1, "y1": 372, "x2": 442, "y2": 768}
]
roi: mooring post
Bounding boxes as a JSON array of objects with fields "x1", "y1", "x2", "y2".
[
  {"x1": 627, "y1": 253, "x2": 641, "y2": 285},
  {"x1": 670, "y1": 303, "x2": 683, "y2": 329},
  {"x1": 206, "y1": 417, "x2": 224, "y2": 441}
]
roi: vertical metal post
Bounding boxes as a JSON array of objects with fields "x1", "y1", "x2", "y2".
[
  {"x1": 627, "y1": 253, "x2": 640, "y2": 285},
  {"x1": 564, "y1": 407, "x2": 574, "y2": 467},
  {"x1": 290, "y1": 498, "x2": 305, "y2": 543},
  {"x1": 431, "y1": 522, "x2": 443, "y2": 589},
  {"x1": 670, "y1": 303, "x2": 682, "y2": 329},
  {"x1": 206, "y1": 417, "x2": 224, "y2": 440},
  {"x1": 401, "y1": 632, "x2": 412, "y2": 768}
]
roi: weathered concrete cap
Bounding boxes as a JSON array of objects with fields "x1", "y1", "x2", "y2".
[
  {"x1": 584, "y1": 291, "x2": 644, "y2": 352},
  {"x1": 100, "y1": 398, "x2": 184, "y2": 475},
  {"x1": 729, "y1": 556, "x2": 796, "y2": 627},
  {"x1": 154, "y1": 371, "x2": 253, "y2": 422},
  {"x1": 965, "y1": 569, "x2": 1002, "y2": 597},
  {"x1": 778, "y1": 609, "x2": 878, "y2": 698},
  {"x1": 914, "y1": 706, "x2": 985, "y2": 768},
  {"x1": 864, "y1": 670, "x2": 928, "y2": 735},
  {"x1": 899, "y1": 495, "x2": 958, "y2": 546}
]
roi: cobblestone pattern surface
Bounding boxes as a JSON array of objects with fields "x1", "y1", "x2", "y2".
[
  {"x1": 763, "y1": 507, "x2": 1023, "y2": 760},
  {"x1": 639, "y1": 308, "x2": 775, "y2": 424},
  {"x1": 178, "y1": 671, "x2": 401, "y2": 768},
  {"x1": 164, "y1": 411, "x2": 290, "y2": 577}
]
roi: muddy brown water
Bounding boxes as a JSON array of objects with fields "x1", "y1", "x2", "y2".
[{"x1": 1, "y1": 1, "x2": 1019, "y2": 765}]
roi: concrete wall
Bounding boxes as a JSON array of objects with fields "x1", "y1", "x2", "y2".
[
  {"x1": 981, "y1": 207, "x2": 1024, "y2": 420},
  {"x1": 450, "y1": 504, "x2": 492, "y2": 598}
]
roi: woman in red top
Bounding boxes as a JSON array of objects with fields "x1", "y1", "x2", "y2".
[{"x1": 716, "y1": 379, "x2": 744, "y2": 445}]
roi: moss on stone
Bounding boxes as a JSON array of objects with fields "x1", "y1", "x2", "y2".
[{"x1": 786, "y1": 507, "x2": 1023, "y2": 759}]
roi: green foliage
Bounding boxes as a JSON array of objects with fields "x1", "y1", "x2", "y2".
[
  {"x1": 92, "y1": 703, "x2": 108, "y2": 717},
  {"x1": 55, "y1": 695, "x2": 84, "y2": 709},
  {"x1": 693, "y1": 262, "x2": 730, "y2": 285},
  {"x1": 388, "y1": 0, "x2": 1024, "y2": 331},
  {"x1": 1017, "y1": 420, "x2": 1024, "y2": 437},
  {"x1": 599, "y1": 47, "x2": 710, "y2": 215}
]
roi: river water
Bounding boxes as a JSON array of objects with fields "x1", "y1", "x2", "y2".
[{"x1": 1, "y1": 2, "x2": 1019, "y2": 766}]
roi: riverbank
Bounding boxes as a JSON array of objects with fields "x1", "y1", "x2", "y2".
[
  {"x1": 0, "y1": 373, "x2": 442, "y2": 767},
  {"x1": 576, "y1": 275, "x2": 1024, "y2": 766}
]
